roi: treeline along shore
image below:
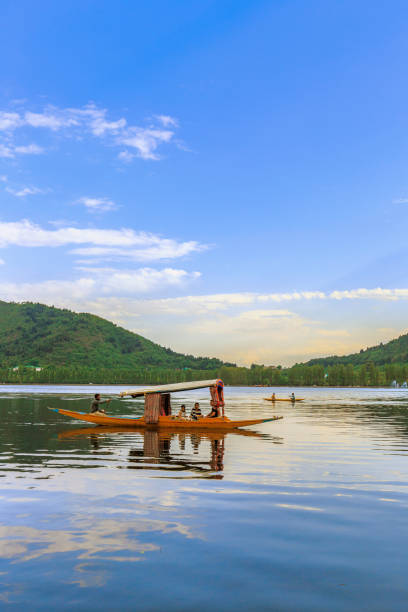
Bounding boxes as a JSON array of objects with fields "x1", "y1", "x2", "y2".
[
  {"x1": 2, "y1": 362, "x2": 408, "y2": 387},
  {"x1": 3, "y1": 301, "x2": 408, "y2": 387}
]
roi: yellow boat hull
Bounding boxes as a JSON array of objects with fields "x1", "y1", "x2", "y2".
[{"x1": 49, "y1": 408, "x2": 282, "y2": 429}]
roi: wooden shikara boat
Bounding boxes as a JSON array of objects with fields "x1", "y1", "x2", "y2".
[
  {"x1": 50, "y1": 378, "x2": 283, "y2": 430},
  {"x1": 49, "y1": 408, "x2": 282, "y2": 430}
]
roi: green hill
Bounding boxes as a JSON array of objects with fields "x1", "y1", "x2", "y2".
[
  {"x1": 0, "y1": 301, "x2": 232, "y2": 370},
  {"x1": 306, "y1": 333, "x2": 408, "y2": 367}
]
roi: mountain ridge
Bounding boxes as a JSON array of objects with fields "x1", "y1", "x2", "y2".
[
  {"x1": 0, "y1": 300, "x2": 233, "y2": 370},
  {"x1": 305, "y1": 332, "x2": 408, "y2": 367}
]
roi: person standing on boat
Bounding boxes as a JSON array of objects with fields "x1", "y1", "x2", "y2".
[{"x1": 90, "y1": 393, "x2": 111, "y2": 414}]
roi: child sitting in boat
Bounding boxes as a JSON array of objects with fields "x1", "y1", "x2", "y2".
[
  {"x1": 190, "y1": 402, "x2": 203, "y2": 420},
  {"x1": 177, "y1": 405, "x2": 187, "y2": 420},
  {"x1": 90, "y1": 393, "x2": 111, "y2": 415}
]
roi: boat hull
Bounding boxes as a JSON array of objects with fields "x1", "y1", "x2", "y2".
[{"x1": 49, "y1": 408, "x2": 282, "y2": 429}]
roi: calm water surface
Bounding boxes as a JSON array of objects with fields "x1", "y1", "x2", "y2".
[{"x1": 1, "y1": 385, "x2": 408, "y2": 611}]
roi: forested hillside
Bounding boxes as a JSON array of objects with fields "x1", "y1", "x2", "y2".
[
  {"x1": 0, "y1": 301, "x2": 232, "y2": 370},
  {"x1": 306, "y1": 333, "x2": 408, "y2": 367},
  {"x1": 2, "y1": 300, "x2": 408, "y2": 387}
]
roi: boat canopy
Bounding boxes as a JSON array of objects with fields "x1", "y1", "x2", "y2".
[{"x1": 119, "y1": 379, "x2": 220, "y2": 398}]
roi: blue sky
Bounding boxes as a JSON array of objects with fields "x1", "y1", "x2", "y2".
[{"x1": 1, "y1": 0, "x2": 408, "y2": 365}]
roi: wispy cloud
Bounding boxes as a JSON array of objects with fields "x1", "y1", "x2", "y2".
[
  {"x1": 6, "y1": 186, "x2": 44, "y2": 197},
  {"x1": 0, "y1": 142, "x2": 43, "y2": 158},
  {"x1": 0, "y1": 219, "x2": 207, "y2": 262},
  {"x1": 0, "y1": 267, "x2": 200, "y2": 301},
  {"x1": 0, "y1": 144, "x2": 14, "y2": 158},
  {"x1": 13, "y1": 143, "x2": 44, "y2": 155},
  {"x1": 0, "y1": 103, "x2": 182, "y2": 161},
  {"x1": 77, "y1": 197, "x2": 117, "y2": 213},
  {"x1": 89, "y1": 287, "x2": 408, "y2": 317},
  {"x1": 0, "y1": 112, "x2": 21, "y2": 130},
  {"x1": 155, "y1": 115, "x2": 178, "y2": 128},
  {"x1": 393, "y1": 198, "x2": 408, "y2": 204},
  {"x1": 70, "y1": 241, "x2": 205, "y2": 262},
  {"x1": 117, "y1": 150, "x2": 135, "y2": 163},
  {"x1": 118, "y1": 127, "x2": 174, "y2": 160}
]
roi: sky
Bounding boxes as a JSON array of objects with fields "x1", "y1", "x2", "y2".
[{"x1": 1, "y1": 0, "x2": 408, "y2": 366}]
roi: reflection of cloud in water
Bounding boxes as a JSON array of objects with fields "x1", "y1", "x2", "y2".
[
  {"x1": 275, "y1": 503, "x2": 324, "y2": 512},
  {"x1": 0, "y1": 515, "x2": 198, "y2": 568}
]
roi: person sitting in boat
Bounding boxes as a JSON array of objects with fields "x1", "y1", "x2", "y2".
[
  {"x1": 177, "y1": 405, "x2": 187, "y2": 420},
  {"x1": 206, "y1": 404, "x2": 220, "y2": 418},
  {"x1": 271, "y1": 393, "x2": 276, "y2": 401},
  {"x1": 90, "y1": 393, "x2": 111, "y2": 414},
  {"x1": 190, "y1": 402, "x2": 203, "y2": 420},
  {"x1": 290, "y1": 393, "x2": 295, "y2": 401}
]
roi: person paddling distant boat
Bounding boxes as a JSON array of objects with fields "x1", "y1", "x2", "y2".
[
  {"x1": 271, "y1": 393, "x2": 276, "y2": 401},
  {"x1": 290, "y1": 393, "x2": 295, "y2": 401},
  {"x1": 90, "y1": 393, "x2": 111, "y2": 414}
]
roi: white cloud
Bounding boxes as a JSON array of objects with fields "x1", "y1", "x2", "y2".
[
  {"x1": 0, "y1": 111, "x2": 21, "y2": 131},
  {"x1": 13, "y1": 143, "x2": 44, "y2": 155},
  {"x1": 71, "y1": 240, "x2": 206, "y2": 262},
  {"x1": 328, "y1": 288, "x2": 408, "y2": 300},
  {"x1": 0, "y1": 142, "x2": 43, "y2": 158},
  {"x1": 77, "y1": 266, "x2": 200, "y2": 293},
  {"x1": 0, "y1": 144, "x2": 14, "y2": 158},
  {"x1": 0, "y1": 267, "x2": 200, "y2": 302},
  {"x1": 118, "y1": 150, "x2": 135, "y2": 163},
  {"x1": 67, "y1": 105, "x2": 127, "y2": 136},
  {"x1": 24, "y1": 110, "x2": 78, "y2": 130},
  {"x1": 6, "y1": 186, "x2": 44, "y2": 197},
  {"x1": 0, "y1": 219, "x2": 206, "y2": 261},
  {"x1": 0, "y1": 103, "x2": 181, "y2": 162},
  {"x1": 0, "y1": 175, "x2": 7, "y2": 182},
  {"x1": 78, "y1": 197, "x2": 117, "y2": 213},
  {"x1": 118, "y1": 128, "x2": 174, "y2": 160},
  {"x1": 393, "y1": 198, "x2": 408, "y2": 204},
  {"x1": 0, "y1": 258, "x2": 4, "y2": 265},
  {"x1": 156, "y1": 115, "x2": 178, "y2": 128}
]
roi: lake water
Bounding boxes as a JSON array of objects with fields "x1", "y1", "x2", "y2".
[{"x1": 1, "y1": 385, "x2": 408, "y2": 611}]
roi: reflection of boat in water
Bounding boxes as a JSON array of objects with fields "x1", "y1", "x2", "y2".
[
  {"x1": 50, "y1": 379, "x2": 283, "y2": 430},
  {"x1": 58, "y1": 426, "x2": 272, "y2": 475},
  {"x1": 58, "y1": 425, "x2": 266, "y2": 440}
]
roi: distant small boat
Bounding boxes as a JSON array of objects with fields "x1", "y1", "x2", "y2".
[{"x1": 264, "y1": 397, "x2": 305, "y2": 402}]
